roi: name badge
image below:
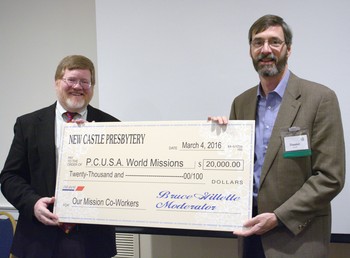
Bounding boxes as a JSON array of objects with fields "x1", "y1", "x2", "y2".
[{"x1": 281, "y1": 127, "x2": 312, "y2": 158}]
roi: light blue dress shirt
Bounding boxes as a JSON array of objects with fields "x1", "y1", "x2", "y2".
[{"x1": 253, "y1": 70, "x2": 290, "y2": 206}]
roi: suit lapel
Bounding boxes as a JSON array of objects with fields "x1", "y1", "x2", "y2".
[
  {"x1": 259, "y1": 73, "x2": 302, "y2": 186},
  {"x1": 86, "y1": 105, "x2": 99, "y2": 122},
  {"x1": 237, "y1": 87, "x2": 258, "y2": 120},
  {"x1": 35, "y1": 104, "x2": 57, "y2": 195},
  {"x1": 245, "y1": 92, "x2": 258, "y2": 120}
]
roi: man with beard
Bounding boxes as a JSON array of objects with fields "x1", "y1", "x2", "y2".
[
  {"x1": 0, "y1": 55, "x2": 118, "y2": 258},
  {"x1": 209, "y1": 15, "x2": 345, "y2": 258}
]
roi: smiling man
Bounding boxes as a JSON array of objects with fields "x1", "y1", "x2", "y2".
[
  {"x1": 209, "y1": 15, "x2": 345, "y2": 258},
  {"x1": 0, "y1": 55, "x2": 119, "y2": 258}
]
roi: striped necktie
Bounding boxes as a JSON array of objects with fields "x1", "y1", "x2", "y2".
[{"x1": 64, "y1": 112, "x2": 77, "y2": 122}]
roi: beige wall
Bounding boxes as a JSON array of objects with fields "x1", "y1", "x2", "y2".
[{"x1": 0, "y1": 1, "x2": 348, "y2": 257}]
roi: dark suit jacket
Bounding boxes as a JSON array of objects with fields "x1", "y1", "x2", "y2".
[
  {"x1": 230, "y1": 72, "x2": 345, "y2": 258},
  {"x1": 0, "y1": 103, "x2": 120, "y2": 258}
]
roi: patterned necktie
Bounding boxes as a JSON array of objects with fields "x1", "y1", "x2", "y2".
[
  {"x1": 65, "y1": 111, "x2": 77, "y2": 122},
  {"x1": 59, "y1": 111, "x2": 78, "y2": 233},
  {"x1": 59, "y1": 222, "x2": 76, "y2": 234}
]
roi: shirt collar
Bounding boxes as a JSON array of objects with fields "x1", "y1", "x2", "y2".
[
  {"x1": 257, "y1": 69, "x2": 290, "y2": 98},
  {"x1": 56, "y1": 101, "x2": 87, "y2": 118}
]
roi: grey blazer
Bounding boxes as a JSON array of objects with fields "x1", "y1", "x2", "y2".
[{"x1": 230, "y1": 72, "x2": 345, "y2": 258}]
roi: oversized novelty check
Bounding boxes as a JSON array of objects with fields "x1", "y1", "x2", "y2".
[{"x1": 54, "y1": 120, "x2": 254, "y2": 232}]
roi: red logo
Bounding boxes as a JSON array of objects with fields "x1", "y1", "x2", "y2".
[{"x1": 75, "y1": 186, "x2": 85, "y2": 191}]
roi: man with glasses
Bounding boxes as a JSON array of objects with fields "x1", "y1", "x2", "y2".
[
  {"x1": 209, "y1": 15, "x2": 345, "y2": 257},
  {"x1": 0, "y1": 55, "x2": 119, "y2": 258}
]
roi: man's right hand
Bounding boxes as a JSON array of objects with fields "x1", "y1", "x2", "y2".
[
  {"x1": 207, "y1": 116, "x2": 229, "y2": 125},
  {"x1": 34, "y1": 197, "x2": 59, "y2": 226}
]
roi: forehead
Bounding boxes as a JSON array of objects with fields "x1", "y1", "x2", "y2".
[
  {"x1": 252, "y1": 26, "x2": 284, "y2": 39},
  {"x1": 63, "y1": 69, "x2": 91, "y2": 78}
]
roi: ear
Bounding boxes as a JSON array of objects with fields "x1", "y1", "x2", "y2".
[
  {"x1": 286, "y1": 45, "x2": 292, "y2": 57},
  {"x1": 249, "y1": 47, "x2": 253, "y2": 58}
]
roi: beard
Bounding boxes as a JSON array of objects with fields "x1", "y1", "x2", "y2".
[
  {"x1": 65, "y1": 97, "x2": 86, "y2": 110},
  {"x1": 252, "y1": 52, "x2": 288, "y2": 77},
  {"x1": 56, "y1": 90, "x2": 90, "y2": 112}
]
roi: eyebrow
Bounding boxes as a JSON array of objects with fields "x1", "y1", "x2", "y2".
[{"x1": 252, "y1": 36, "x2": 283, "y2": 40}]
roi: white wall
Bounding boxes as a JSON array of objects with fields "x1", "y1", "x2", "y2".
[{"x1": 0, "y1": 0, "x2": 98, "y2": 208}]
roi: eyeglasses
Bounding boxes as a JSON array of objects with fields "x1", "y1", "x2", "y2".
[
  {"x1": 251, "y1": 38, "x2": 285, "y2": 49},
  {"x1": 62, "y1": 77, "x2": 92, "y2": 89}
]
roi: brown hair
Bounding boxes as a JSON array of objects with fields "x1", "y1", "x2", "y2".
[
  {"x1": 248, "y1": 15, "x2": 293, "y2": 47},
  {"x1": 55, "y1": 55, "x2": 95, "y2": 86}
]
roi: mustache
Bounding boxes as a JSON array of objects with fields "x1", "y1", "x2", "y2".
[{"x1": 257, "y1": 54, "x2": 276, "y2": 62}]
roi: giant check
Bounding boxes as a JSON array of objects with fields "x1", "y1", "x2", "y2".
[{"x1": 54, "y1": 120, "x2": 255, "y2": 232}]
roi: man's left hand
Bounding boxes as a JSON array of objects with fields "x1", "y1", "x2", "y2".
[{"x1": 234, "y1": 212, "x2": 279, "y2": 237}]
